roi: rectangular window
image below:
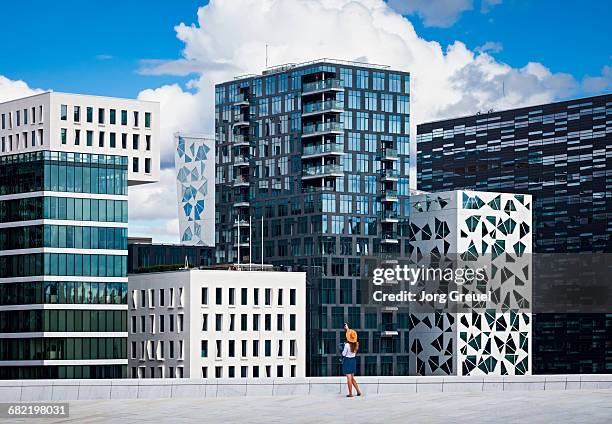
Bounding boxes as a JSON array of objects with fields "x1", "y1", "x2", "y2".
[
  {"x1": 98, "y1": 108, "x2": 105, "y2": 124},
  {"x1": 132, "y1": 157, "x2": 139, "y2": 173},
  {"x1": 121, "y1": 133, "x2": 127, "y2": 149},
  {"x1": 73, "y1": 106, "x2": 80, "y2": 122},
  {"x1": 121, "y1": 110, "x2": 128, "y2": 125},
  {"x1": 229, "y1": 288, "x2": 235, "y2": 305},
  {"x1": 201, "y1": 340, "x2": 208, "y2": 357},
  {"x1": 216, "y1": 287, "x2": 222, "y2": 304},
  {"x1": 86, "y1": 107, "x2": 93, "y2": 123},
  {"x1": 109, "y1": 109, "x2": 116, "y2": 124},
  {"x1": 86, "y1": 131, "x2": 93, "y2": 146},
  {"x1": 98, "y1": 131, "x2": 105, "y2": 147},
  {"x1": 60, "y1": 128, "x2": 67, "y2": 144},
  {"x1": 145, "y1": 158, "x2": 151, "y2": 174},
  {"x1": 109, "y1": 132, "x2": 116, "y2": 148},
  {"x1": 145, "y1": 112, "x2": 151, "y2": 128},
  {"x1": 133, "y1": 111, "x2": 139, "y2": 127},
  {"x1": 201, "y1": 287, "x2": 208, "y2": 304},
  {"x1": 60, "y1": 105, "x2": 68, "y2": 121},
  {"x1": 133, "y1": 134, "x2": 139, "y2": 150},
  {"x1": 145, "y1": 135, "x2": 151, "y2": 151},
  {"x1": 290, "y1": 289, "x2": 296, "y2": 305},
  {"x1": 265, "y1": 288, "x2": 271, "y2": 305}
]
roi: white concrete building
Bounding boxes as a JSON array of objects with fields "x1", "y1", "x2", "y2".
[
  {"x1": 406, "y1": 190, "x2": 532, "y2": 376},
  {"x1": 0, "y1": 92, "x2": 159, "y2": 379},
  {"x1": 0, "y1": 91, "x2": 160, "y2": 184},
  {"x1": 128, "y1": 269, "x2": 306, "y2": 379}
]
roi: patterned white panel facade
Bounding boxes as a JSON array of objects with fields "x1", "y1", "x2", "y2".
[
  {"x1": 175, "y1": 134, "x2": 215, "y2": 246},
  {"x1": 407, "y1": 190, "x2": 532, "y2": 376}
]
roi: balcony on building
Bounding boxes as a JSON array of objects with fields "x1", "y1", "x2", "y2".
[
  {"x1": 233, "y1": 218, "x2": 250, "y2": 228},
  {"x1": 379, "y1": 210, "x2": 399, "y2": 223},
  {"x1": 380, "y1": 322, "x2": 399, "y2": 337},
  {"x1": 302, "y1": 143, "x2": 344, "y2": 160},
  {"x1": 302, "y1": 99, "x2": 344, "y2": 117},
  {"x1": 378, "y1": 147, "x2": 399, "y2": 162},
  {"x1": 232, "y1": 154, "x2": 250, "y2": 168},
  {"x1": 232, "y1": 174, "x2": 250, "y2": 187},
  {"x1": 380, "y1": 231, "x2": 399, "y2": 244},
  {"x1": 232, "y1": 92, "x2": 250, "y2": 106},
  {"x1": 302, "y1": 163, "x2": 344, "y2": 180},
  {"x1": 380, "y1": 189, "x2": 399, "y2": 203},
  {"x1": 301, "y1": 121, "x2": 343, "y2": 138},
  {"x1": 380, "y1": 168, "x2": 400, "y2": 182},
  {"x1": 233, "y1": 134, "x2": 251, "y2": 147},
  {"x1": 301, "y1": 78, "x2": 343, "y2": 96},
  {"x1": 233, "y1": 113, "x2": 250, "y2": 127},
  {"x1": 233, "y1": 193, "x2": 250, "y2": 208},
  {"x1": 233, "y1": 234, "x2": 250, "y2": 247}
]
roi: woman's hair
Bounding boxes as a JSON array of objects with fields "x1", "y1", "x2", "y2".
[{"x1": 348, "y1": 341, "x2": 359, "y2": 353}]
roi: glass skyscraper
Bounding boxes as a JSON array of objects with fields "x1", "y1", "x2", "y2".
[
  {"x1": 416, "y1": 94, "x2": 612, "y2": 373},
  {"x1": 215, "y1": 59, "x2": 411, "y2": 376}
]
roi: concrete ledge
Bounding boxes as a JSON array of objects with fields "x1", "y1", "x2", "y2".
[{"x1": 0, "y1": 375, "x2": 610, "y2": 401}]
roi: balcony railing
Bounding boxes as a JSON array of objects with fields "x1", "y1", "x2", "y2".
[
  {"x1": 302, "y1": 79, "x2": 342, "y2": 94},
  {"x1": 233, "y1": 175, "x2": 249, "y2": 185},
  {"x1": 380, "y1": 190, "x2": 398, "y2": 198},
  {"x1": 381, "y1": 232, "x2": 399, "y2": 242},
  {"x1": 302, "y1": 164, "x2": 343, "y2": 177},
  {"x1": 233, "y1": 114, "x2": 250, "y2": 124},
  {"x1": 303, "y1": 143, "x2": 344, "y2": 157},
  {"x1": 233, "y1": 219, "x2": 249, "y2": 227},
  {"x1": 233, "y1": 194, "x2": 250, "y2": 206},
  {"x1": 301, "y1": 185, "x2": 337, "y2": 193},
  {"x1": 233, "y1": 93, "x2": 249, "y2": 104},
  {"x1": 379, "y1": 148, "x2": 398, "y2": 158},
  {"x1": 233, "y1": 134, "x2": 250, "y2": 145},
  {"x1": 302, "y1": 100, "x2": 344, "y2": 114},
  {"x1": 379, "y1": 211, "x2": 399, "y2": 221},
  {"x1": 302, "y1": 122, "x2": 343, "y2": 135},
  {"x1": 233, "y1": 155, "x2": 250, "y2": 166},
  {"x1": 380, "y1": 169, "x2": 399, "y2": 179}
]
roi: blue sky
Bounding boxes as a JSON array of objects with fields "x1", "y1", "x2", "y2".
[{"x1": 0, "y1": 0, "x2": 609, "y2": 99}]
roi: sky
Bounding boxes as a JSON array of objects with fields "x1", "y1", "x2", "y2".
[{"x1": 0, "y1": 0, "x2": 610, "y2": 243}]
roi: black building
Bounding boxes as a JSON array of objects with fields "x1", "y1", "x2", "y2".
[
  {"x1": 215, "y1": 59, "x2": 412, "y2": 376},
  {"x1": 417, "y1": 94, "x2": 612, "y2": 373},
  {"x1": 128, "y1": 239, "x2": 214, "y2": 274}
]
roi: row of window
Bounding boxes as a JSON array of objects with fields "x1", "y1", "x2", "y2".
[
  {"x1": 0, "y1": 105, "x2": 43, "y2": 130},
  {"x1": 130, "y1": 312, "x2": 297, "y2": 334},
  {"x1": 0, "y1": 253, "x2": 127, "y2": 278},
  {"x1": 0, "y1": 281, "x2": 127, "y2": 305},
  {"x1": 0, "y1": 225, "x2": 127, "y2": 250},
  {"x1": 0, "y1": 365, "x2": 126, "y2": 380},
  {"x1": 199, "y1": 338, "x2": 298, "y2": 359},
  {"x1": 0, "y1": 310, "x2": 127, "y2": 333},
  {"x1": 59, "y1": 105, "x2": 152, "y2": 128},
  {"x1": 0, "y1": 157, "x2": 128, "y2": 196},
  {"x1": 0, "y1": 337, "x2": 126, "y2": 361},
  {"x1": 131, "y1": 364, "x2": 297, "y2": 379},
  {"x1": 0, "y1": 196, "x2": 128, "y2": 224},
  {"x1": 0, "y1": 129, "x2": 44, "y2": 153}
]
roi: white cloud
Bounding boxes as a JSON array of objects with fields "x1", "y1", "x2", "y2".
[
  {"x1": 387, "y1": 0, "x2": 473, "y2": 27},
  {"x1": 0, "y1": 75, "x2": 44, "y2": 103},
  {"x1": 387, "y1": 0, "x2": 503, "y2": 27},
  {"x1": 475, "y1": 41, "x2": 503, "y2": 54},
  {"x1": 581, "y1": 65, "x2": 612, "y2": 94}
]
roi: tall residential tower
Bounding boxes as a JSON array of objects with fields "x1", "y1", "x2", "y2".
[{"x1": 215, "y1": 59, "x2": 411, "y2": 375}]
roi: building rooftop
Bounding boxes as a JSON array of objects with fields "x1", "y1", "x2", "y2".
[{"x1": 231, "y1": 57, "x2": 403, "y2": 81}]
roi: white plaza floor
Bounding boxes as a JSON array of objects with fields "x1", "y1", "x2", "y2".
[{"x1": 4, "y1": 389, "x2": 611, "y2": 424}]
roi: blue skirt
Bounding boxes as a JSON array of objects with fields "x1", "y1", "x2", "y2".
[{"x1": 342, "y1": 356, "x2": 357, "y2": 375}]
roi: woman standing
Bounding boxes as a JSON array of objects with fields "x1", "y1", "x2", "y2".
[{"x1": 342, "y1": 323, "x2": 362, "y2": 397}]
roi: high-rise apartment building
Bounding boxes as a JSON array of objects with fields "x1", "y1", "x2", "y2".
[
  {"x1": 0, "y1": 92, "x2": 159, "y2": 379},
  {"x1": 416, "y1": 94, "x2": 612, "y2": 373},
  {"x1": 215, "y1": 59, "x2": 411, "y2": 375}
]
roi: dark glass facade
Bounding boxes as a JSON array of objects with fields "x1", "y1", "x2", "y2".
[
  {"x1": 0, "y1": 151, "x2": 129, "y2": 378},
  {"x1": 215, "y1": 60, "x2": 411, "y2": 376},
  {"x1": 127, "y1": 241, "x2": 215, "y2": 273},
  {"x1": 416, "y1": 94, "x2": 612, "y2": 373}
]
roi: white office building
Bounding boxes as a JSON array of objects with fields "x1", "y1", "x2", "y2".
[
  {"x1": 128, "y1": 269, "x2": 306, "y2": 379},
  {"x1": 0, "y1": 92, "x2": 159, "y2": 379}
]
